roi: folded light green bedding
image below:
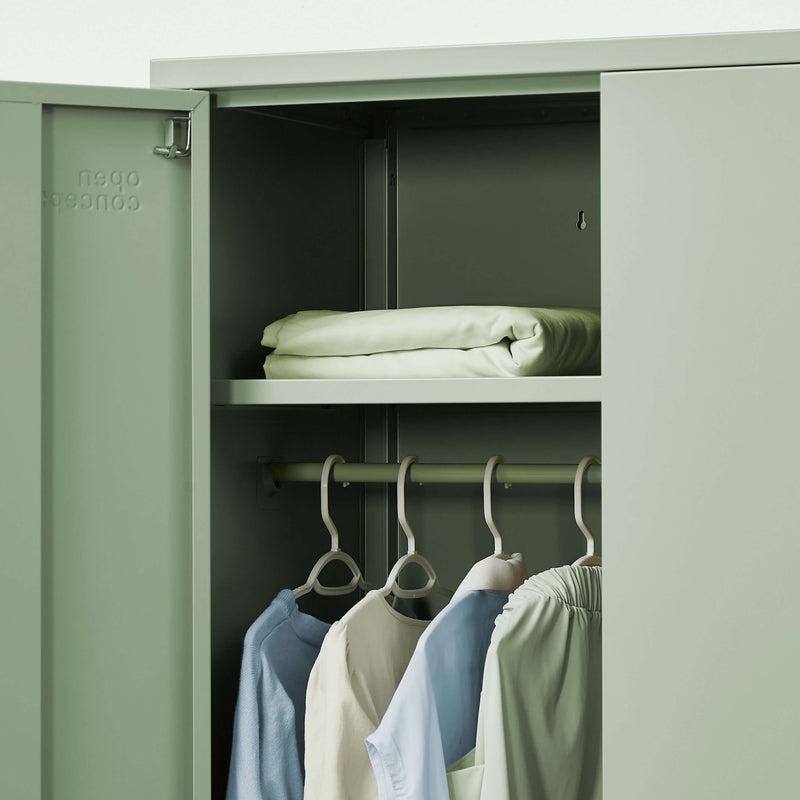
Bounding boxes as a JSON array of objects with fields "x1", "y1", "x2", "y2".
[{"x1": 261, "y1": 306, "x2": 600, "y2": 379}]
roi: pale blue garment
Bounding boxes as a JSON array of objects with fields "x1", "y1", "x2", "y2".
[
  {"x1": 364, "y1": 590, "x2": 509, "y2": 800},
  {"x1": 226, "y1": 589, "x2": 329, "y2": 800}
]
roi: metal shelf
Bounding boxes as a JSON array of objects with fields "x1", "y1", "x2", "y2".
[{"x1": 212, "y1": 376, "x2": 601, "y2": 405}]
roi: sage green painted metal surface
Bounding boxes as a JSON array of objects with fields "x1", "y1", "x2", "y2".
[
  {"x1": 188, "y1": 94, "x2": 212, "y2": 800},
  {"x1": 0, "y1": 100, "x2": 43, "y2": 800},
  {"x1": 207, "y1": 73, "x2": 600, "y2": 109},
  {"x1": 362, "y1": 407, "x2": 394, "y2": 596},
  {"x1": 396, "y1": 117, "x2": 599, "y2": 309},
  {"x1": 42, "y1": 101, "x2": 194, "y2": 800},
  {"x1": 0, "y1": 80, "x2": 204, "y2": 110},
  {"x1": 150, "y1": 30, "x2": 800, "y2": 94},
  {"x1": 363, "y1": 139, "x2": 388, "y2": 312},
  {"x1": 602, "y1": 64, "x2": 800, "y2": 798},
  {"x1": 0, "y1": 82, "x2": 207, "y2": 800},
  {"x1": 211, "y1": 376, "x2": 602, "y2": 404}
]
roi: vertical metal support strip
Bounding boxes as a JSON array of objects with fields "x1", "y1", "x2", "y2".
[
  {"x1": 363, "y1": 139, "x2": 388, "y2": 311},
  {"x1": 0, "y1": 100, "x2": 43, "y2": 800},
  {"x1": 189, "y1": 95, "x2": 212, "y2": 800},
  {"x1": 387, "y1": 122, "x2": 398, "y2": 311},
  {"x1": 362, "y1": 136, "x2": 395, "y2": 583}
]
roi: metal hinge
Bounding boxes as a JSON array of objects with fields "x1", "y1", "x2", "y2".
[{"x1": 153, "y1": 115, "x2": 191, "y2": 159}]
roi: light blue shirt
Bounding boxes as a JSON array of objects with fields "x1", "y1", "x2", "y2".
[
  {"x1": 226, "y1": 589, "x2": 329, "y2": 800},
  {"x1": 364, "y1": 590, "x2": 509, "y2": 800}
]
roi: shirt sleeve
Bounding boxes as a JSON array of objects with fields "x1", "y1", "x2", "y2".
[
  {"x1": 225, "y1": 633, "x2": 261, "y2": 800},
  {"x1": 365, "y1": 654, "x2": 450, "y2": 800},
  {"x1": 473, "y1": 569, "x2": 603, "y2": 800},
  {"x1": 304, "y1": 622, "x2": 383, "y2": 800}
]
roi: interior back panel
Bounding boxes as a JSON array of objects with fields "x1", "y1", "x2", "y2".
[
  {"x1": 396, "y1": 119, "x2": 600, "y2": 308},
  {"x1": 210, "y1": 109, "x2": 363, "y2": 378}
]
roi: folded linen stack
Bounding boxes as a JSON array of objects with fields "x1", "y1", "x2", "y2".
[{"x1": 260, "y1": 306, "x2": 601, "y2": 379}]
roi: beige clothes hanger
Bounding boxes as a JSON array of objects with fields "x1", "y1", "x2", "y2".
[
  {"x1": 378, "y1": 455, "x2": 451, "y2": 600},
  {"x1": 572, "y1": 455, "x2": 602, "y2": 567},
  {"x1": 484, "y1": 454, "x2": 505, "y2": 555},
  {"x1": 293, "y1": 454, "x2": 369, "y2": 598},
  {"x1": 454, "y1": 455, "x2": 527, "y2": 595}
]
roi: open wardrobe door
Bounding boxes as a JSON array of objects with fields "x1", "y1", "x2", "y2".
[
  {"x1": 0, "y1": 83, "x2": 209, "y2": 800},
  {"x1": 603, "y1": 64, "x2": 800, "y2": 799}
]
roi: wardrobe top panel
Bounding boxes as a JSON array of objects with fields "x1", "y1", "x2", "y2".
[{"x1": 151, "y1": 29, "x2": 800, "y2": 96}]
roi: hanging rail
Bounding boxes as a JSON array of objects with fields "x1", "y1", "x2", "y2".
[{"x1": 266, "y1": 461, "x2": 601, "y2": 486}]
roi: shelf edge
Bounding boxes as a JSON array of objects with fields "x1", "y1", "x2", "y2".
[{"x1": 211, "y1": 377, "x2": 602, "y2": 405}]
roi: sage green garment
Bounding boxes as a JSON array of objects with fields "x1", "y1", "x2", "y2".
[
  {"x1": 446, "y1": 566, "x2": 602, "y2": 800},
  {"x1": 261, "y1": 306, "x2": 600, "y2": 378}
]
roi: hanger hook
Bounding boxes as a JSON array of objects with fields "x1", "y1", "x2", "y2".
[
  {"x1": 321, "y1": 454, "x2": 345, "y2": 552},
  {"x1": 574, "y1": 455, "x2": 600, "y2": 558},
  {"x1": 397, "y1": 455, "x2": 418, "y2": 555},
  {"x1": 483, "y1": 455, "x2": 504, "y2": 555}
]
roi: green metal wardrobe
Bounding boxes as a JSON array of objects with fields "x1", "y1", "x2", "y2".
[{"x1": 2, "y1": 29, "x2": 799, "y2": 800}]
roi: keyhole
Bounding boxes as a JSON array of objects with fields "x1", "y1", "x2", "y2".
[{"x1": 576, "y1": 210, "x2": 587, "y2": 230}]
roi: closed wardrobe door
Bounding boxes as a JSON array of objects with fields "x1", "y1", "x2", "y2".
[{"x1": 602, "y1": 65, "x2": 800, "y2": 799}]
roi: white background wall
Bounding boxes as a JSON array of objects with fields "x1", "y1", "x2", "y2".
[{"x1": 3, "y1": 0, "x2": 800, "y2": 88}]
